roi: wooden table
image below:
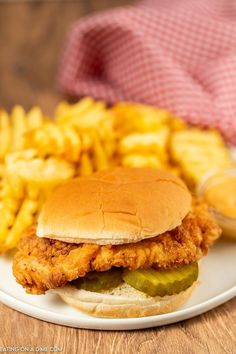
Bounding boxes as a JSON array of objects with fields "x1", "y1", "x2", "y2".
[{"x1": 0, "y1": 1, "x2": 235, "y2": 353}]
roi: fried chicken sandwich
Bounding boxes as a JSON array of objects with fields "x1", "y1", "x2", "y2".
[{"x1": 13, "y1": 167, "x2": 221, "y2": 318}]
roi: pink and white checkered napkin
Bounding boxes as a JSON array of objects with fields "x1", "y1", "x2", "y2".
[{"x1": 58, "y1": 0, "x2": 236, "y2": 144}]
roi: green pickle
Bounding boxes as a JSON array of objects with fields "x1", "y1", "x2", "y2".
[
  {"x1": 122, "y1": 263, "x2": 198, "y2": 297},
  {"x1": 72, "y1": 268, "x2": 123, "y2": 292}
]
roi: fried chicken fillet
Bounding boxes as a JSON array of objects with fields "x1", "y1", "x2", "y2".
[{"x1": 13, "y1": 200, "x2": 221, "y2": 295}]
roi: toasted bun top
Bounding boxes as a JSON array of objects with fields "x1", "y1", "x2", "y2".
[{"x1": 37, "y1": 167, "x2": 191, "y2": 244}]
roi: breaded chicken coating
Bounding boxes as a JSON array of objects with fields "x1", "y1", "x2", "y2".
[{"x1": 13, "y1": 200, "x2": 221, "y2": 294}]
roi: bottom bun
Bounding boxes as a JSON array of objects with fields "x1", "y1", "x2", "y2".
[{"x1": 54, "y1": 282, "x2": 196, "y2": 318}]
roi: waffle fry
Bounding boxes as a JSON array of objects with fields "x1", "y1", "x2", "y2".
[
  {"x1": 119, "y1": 129, "x2": 169, "y2": 162},
  {"x1": 7, "y1": 154, "x2": 75, "y2": 188},
  {"x1": 114, "y1": 103, "x2": 171, "y2": 171},
  {"x1": 112, "y1": 103, "x2": 171, "y2": 136},
  {"x1": 170, "y1": 128, "x2": 234, "y2": 187},
  {"x1": 122, "y1": 153, "x2": 164, "y2": 169},
  {"x1": 169, "y1": 117, "x2": 188, "y2": 132}
]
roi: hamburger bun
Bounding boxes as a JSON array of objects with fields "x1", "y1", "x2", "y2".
[
  {"x1": 54, "y1": 282, "x2": 196, "y2": 318},
  {"x1": 37, "y1": 167, "x2": 191, "y2": 245}
]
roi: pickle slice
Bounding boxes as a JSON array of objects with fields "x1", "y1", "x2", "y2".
[
  {"x1": 72, "y1": 268, "x2": 123, "y2": 292},
  {"x1": 122, "y1": 263, "x2": 198, "y2": 297}
]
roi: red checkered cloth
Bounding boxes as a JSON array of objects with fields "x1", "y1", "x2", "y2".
[{"x1": 58, "y1": 0, "x2": 236, "y2": 144}]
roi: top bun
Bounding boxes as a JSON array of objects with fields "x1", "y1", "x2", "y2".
[{"x1": 37, "y1": 167, "x2": 191, "y2": 245}]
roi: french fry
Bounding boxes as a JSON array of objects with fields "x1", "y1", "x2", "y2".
[
  {"x1": 78, "y1": 153, "x2": 93, "y2": 176},
  {"x1": 55, "y1": 97, "x2": 94, "y2": 125},
  {"x1": 0, "y1": 150, "x2": 76, "y2": 252},
  {"x1": 0, "y1": 163, "x2": 5, "y2": 178},
  {"x1": 99, "y1": 117, "x2": 116, "y2": 158},
  {"x1": 27, "y1": 106, "x2": 44, "y2": 130},
  {"x1": 26, "y1": 124, "x2": 83, "y2": 162},
  {"x1": 54, "y1": 101, "x2": 69, "y2": 121},
  {"x1": 26, "y1": 128, "x2": 52, "y2": 156},
  {"x1": 58, "y1": 100, "x2": 110, "y2": 134},
  {"x1": 81, "y1": 132, "x2": 93, "y2": 152},
  {"x1": 0, "y1": 195, "x2": 19, "y2": 245},
  {"x1": 91, "y1": 131, "x2": 109, "y2": 171},
  {"x1": 62, "y1": 125, "x2": 81, "y2": 162},
  {"x1": 4, "y1": 175, "x2": 25, "y2": 200},
  {"x1": 43, "y1": 123, "x2": 66, "y2": 155},
  {"x1": 27, "y1": 184, "x2": 40, "y2": 200},
  {"x1": 0, "y1": 110, "x2": 11, "y2": 159},
  {"x1": 11, "y1": 105, "x2": 27, "y2": 151},
  {"x1": 3, "y1": 198, "x2": 38, "y2": 251}
]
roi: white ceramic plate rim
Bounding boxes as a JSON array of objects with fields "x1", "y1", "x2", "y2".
[{"x1": 0, "y1": 286, "x2": 235, "y2": 330}]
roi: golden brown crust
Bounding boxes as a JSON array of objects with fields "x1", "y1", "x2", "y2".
[
  {"x1": 13, "y1": 200, "x2": 221, "y2": 294},
  {"x1": 37, "y1": 167, "x2": 191, "y2": 244}
]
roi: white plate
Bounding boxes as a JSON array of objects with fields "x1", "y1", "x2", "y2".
[{"x1": 0, "y1": 240, "x2": 235, "y2": 330}]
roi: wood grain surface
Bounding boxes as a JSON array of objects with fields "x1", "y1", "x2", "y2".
[
  {"x1": 0, "y1": 1, "x2": 235, "y2": 353},
  {"x1": 0, "y1": 299, "x2": 236, "y2": 354}
]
